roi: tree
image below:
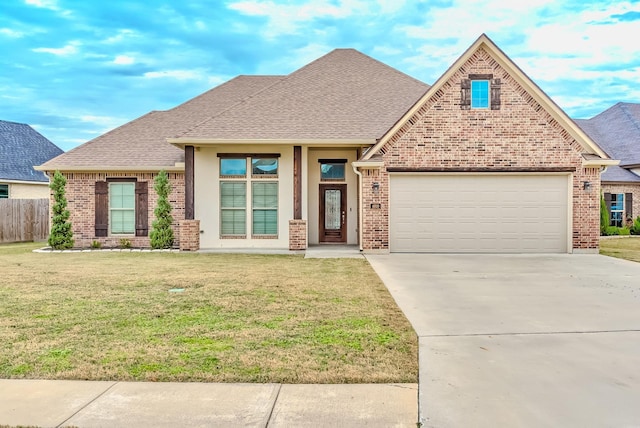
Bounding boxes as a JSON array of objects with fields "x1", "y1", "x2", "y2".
[
  {"x1": 48, "y1": 170, "x2": 74, "y2": 249},
  {"x1": 150, "y1": 170, "x2": 174, "y2": 249}
]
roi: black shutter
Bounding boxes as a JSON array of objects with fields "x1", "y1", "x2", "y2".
[
  {"x1": 491, "y1": 78, "x2": 501, "y2": 110},
  {"x1": 135, "y1": 181, "x2": 148, "y2": 237},
  {"x1": 95, "y1": 181, "x2": 108, "y2": 237},
  {"x1": 460, "y1": 79, "x2": 471, "y2": 109},
  {"x1": 625, "y1": 193, "x2": 633, "y2": 220}
]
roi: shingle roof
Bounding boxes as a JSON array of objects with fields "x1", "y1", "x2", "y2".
[
  {"x1": 575, "y1": 102, "x2": 640, "y2": 166},
  {"x1": 0, "y1": 120, "x2": 63, "y2": 182},
  {"x1": 40, "y1": 75, "x2": 284, "y2": 170},
  {"x1": 575, "y1": 102, "x2": 640, "y2": 183},
  {"x1": 178, "y1": 49, "x2": 430, "y2": 141},
  {"x1": 601, "y1": 165, "x2": 640, "y2": 182}
]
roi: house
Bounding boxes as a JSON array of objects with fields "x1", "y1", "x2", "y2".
[
  {"x1": 37, "y1": 34, "x2": 616, "y2": 253},
  {"x1": 575, "y1": 103, "x2": 640, "y2": 227},
  {"x1": 1, "y1": 120, "x2": 63, "y2": 199}
]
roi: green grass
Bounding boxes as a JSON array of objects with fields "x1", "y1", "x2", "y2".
[
  {"x1": 0, "y1": 242, "x2": 417, "y2": 383},
  {"x1": 600, "y1": 236, "x2": 640, "y2": 263}
]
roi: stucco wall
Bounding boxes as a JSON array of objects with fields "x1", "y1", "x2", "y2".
[
  {"x1": 194, "y1": 145, "x2": 295, "y2": 249},
  {"x1": 1, "y1": 181, "x2": 50, "y2": 199},
  {"x1": 361, "y1": 46, "x2": 600, "y2": 252}
]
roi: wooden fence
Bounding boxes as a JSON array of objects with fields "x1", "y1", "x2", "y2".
[{"x1": 0, "y1": 199, "x2": 49, "y2": 243}]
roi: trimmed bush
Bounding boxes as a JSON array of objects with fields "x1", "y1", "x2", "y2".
[
  {"x1": 150, "y1": 170, "x2": 174, "y2": 249},
  {"x1": 631, "y1": 216, "x2": 640, "y2": 235},
  {"x1": 600, "y1": 193, "x2": 609, "y2": 235},
  {"x1": 48, "y1": 170, "x2": 74, "y2": 249}
]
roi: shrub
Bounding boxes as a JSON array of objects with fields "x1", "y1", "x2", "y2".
[
  {"x1": 619, "y1": 227, "x2": 631, "y2": 236},
  {"x1": 119, "y1": 238, "x2": 132, "y2": 249},
  {"x1": 150, "y1": 170, "x2": 174, "y2": 249},
  {"x1": 91, "y1": 240, "x2": 102, "y2": 249},
  {"x1": 600, "y1": 193, "x2": 609, "y2": 235},
  {"x1": 631, "y1": 216, "x2": 640, "y2": 235},
  {"x1": 48, "y1": 170, "x2": 74, "y2": 250}
]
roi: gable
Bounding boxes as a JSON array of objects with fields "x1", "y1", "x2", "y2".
[{"x1": 364, "y1": 34, "x2": 611, "y2": 164}]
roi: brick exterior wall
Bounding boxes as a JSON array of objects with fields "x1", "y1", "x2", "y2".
[
  {"x1": 52, "y1": 172, "x2": 185, "y2": 248},
  {"x1": 288, "y1": 219, "x2": 307, "y2": 250},
  {"x1": 602, "y1": 183, "x2": 640, "y2": 224},
  {"x1": 361, "y1": 47, "x2": 601, "y2": 252},
  {"x1": 179, "y1": 219, "x2": 200, "y2": 251}
]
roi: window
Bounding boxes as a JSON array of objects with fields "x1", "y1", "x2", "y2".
[
  {"x1": 109, "y1": 183, "x2": 135, "y2": 234},
  {"x1": 95, "y1": 180, "x2": 147, "y2": 237},
  {"x1": 220, "y1": 182, "x2": 246, "y2": 235},
  {"x1": 252, "y1": 182, "x2": 278, "y2": 235},
  {"x1": 610, "y1": 193, "x2": 624, "y2": 227},
  {"x1": 252, "y1": 158, "x2": 278, "y2": 176},
  {"x1": 320, "y1": 161, "x2": 346, "y2": 181},
  {"x1": 471, "y1": 80, "x2": 489, "y2": 108},
  {"x1": 461, "y1": 75, "x2": 500, "y2": 110},
  {"x1": 0, "y1": 184, "x2": 8, "y2": 198},
  {"x1": 219, "y1": 155, "x2": 279, "y2": 238}
]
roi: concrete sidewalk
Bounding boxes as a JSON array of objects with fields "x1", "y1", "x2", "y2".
[{"x1": 0, "y1": 380, "x2": 418, "y2": 427}]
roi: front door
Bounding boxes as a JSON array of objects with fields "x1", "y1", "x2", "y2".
[{"x1": 319, "y1": 184, "x2": 347, "y2": 243}]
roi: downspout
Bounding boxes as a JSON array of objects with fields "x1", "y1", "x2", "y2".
[{"x1": 351, "y1": 163, "x2": 363, "y2": 252}]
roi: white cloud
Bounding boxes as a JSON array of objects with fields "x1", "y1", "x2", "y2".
[
  {"x1": 143, "y1": 70, "x2": 202, "y2": 80},
  {"x1": 227, "y1": 0, "x2": 367, "y2": 38},
  {"x1": 103, "y1": 29, "x2": 137, "y2": 44},
  {"x1": 32, "y1": 41, "x2": 80, "y2": 56},
  {"x1": 113, "y1": 55, "x2": 135, "y2": 65},
  {"x1": 24, "y1": 0, "x2": 59, "y2": 9},
  {"x1": 0, "y1": 28, "x2": 25, "y2": 38}
]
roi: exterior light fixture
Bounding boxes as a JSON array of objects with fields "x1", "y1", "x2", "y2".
[
  {"x1": 372, "y1": 182, "x2": 380, "y2": 193},
  {"x1": 583, "y1": 181, "x2": 592, "y2": 191}
]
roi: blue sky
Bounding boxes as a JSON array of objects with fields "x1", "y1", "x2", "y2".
[{"x1": 1, "y1": 0, "x2": 639, "y2": 151}]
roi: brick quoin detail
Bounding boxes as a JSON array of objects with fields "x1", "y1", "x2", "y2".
[
  {"x1": 362, "y1": 47, "x2": 601, "y2": 252},
  {"x1": 51, "y1": 172, "x2": 185, "y2": 248},
  {"x1": 289, "y1": 219, "x2": 307, "y2": 250}
]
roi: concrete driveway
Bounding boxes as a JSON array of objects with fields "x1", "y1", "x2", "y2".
[{"x1": 367, "y1": 254, "x2": 640, "y2": 428}]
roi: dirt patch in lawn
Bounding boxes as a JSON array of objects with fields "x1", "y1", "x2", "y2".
[{"x1": 0, "y1": 243, "x2": 417, "y2": 383}]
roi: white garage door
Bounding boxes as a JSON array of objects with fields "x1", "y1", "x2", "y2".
[{"x1": 390, "y1": 174, "x2": 569, "y2": 253}]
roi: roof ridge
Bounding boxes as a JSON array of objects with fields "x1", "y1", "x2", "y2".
[
  {"x1": 174, "y1": 75, "x2": 287, "y2": 138},
  {"x1": 619, "y1": 103, "x2": 640, "y2": 133}
]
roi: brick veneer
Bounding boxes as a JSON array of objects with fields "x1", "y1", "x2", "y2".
[
  {"x1": 361, "y1": 47, "x2": 601, "y2": 252},
  {"x1": 602, "y1": 183, "x2": 640, "y2": 224},
  {"x1": 179, "y1": 219, "x2": 200, "y2": 251},
  {"x1": 51, "y1": 172, "x2": 185, "y2": 248},
  {"x1": 289, "y1": 219, "x2": 307, "y2": 250}
]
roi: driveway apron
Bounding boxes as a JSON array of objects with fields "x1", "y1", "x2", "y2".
[{"x1": 367, "y1": 254, "x2": 640, "y2": 428}]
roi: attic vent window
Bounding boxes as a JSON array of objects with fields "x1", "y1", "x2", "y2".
[{"x1": 461, "y1": 74, "x2": 501, "y2": 110}]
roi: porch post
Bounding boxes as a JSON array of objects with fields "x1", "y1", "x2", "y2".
[
  {"x1": 293, "y1": 145, "x2": 302, "y2": 219},
  {"x1": 185, "y1": 145, "x2": 194, "y2": 220}
]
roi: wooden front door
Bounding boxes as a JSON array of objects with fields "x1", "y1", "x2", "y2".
[{"x1": 319, "y1": 184, "x2": 347, "y2": 243}]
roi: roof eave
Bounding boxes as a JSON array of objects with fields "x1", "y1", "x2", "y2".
[
  {"x1": 168, "y1": 138, "x2": 376, "y2": 149},
  {"x1": 34, "y1": 165, "x2": 185, "y2": 173},
  {"x1": 582, "y1": 158, "x2": 620, "y2": 167}
]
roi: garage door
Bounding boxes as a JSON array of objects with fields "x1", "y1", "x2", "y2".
[{"x1": 390, "y1": 174, "x2": 569, "y2": 253}]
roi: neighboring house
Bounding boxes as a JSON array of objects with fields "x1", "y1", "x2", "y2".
[
  {"x1": 575, "y1": 103, "x2": 640, "y2": 227},
  {"x1": 38, "y1": 34, "x2": 615, "y2": 253},
  {"x1": 0, "y1": 120, "x2": 63, "y2": 199}
]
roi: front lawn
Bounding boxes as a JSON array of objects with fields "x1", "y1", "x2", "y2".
[
  {"x1": 0, "y1": 243, "x2": 417, "y2": 383},
  {"x1": 600, "y1": 237, "x2": 640, "y2": 263}
]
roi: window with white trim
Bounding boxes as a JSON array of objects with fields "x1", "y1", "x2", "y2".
[
  {"x1": 109, "y1": 182, "x2": 135, "y2": 234},
  {"x1": 0, "y1": 184, "x2": 8, "y2": 198},
  {"x1": 219, "y1": 155, "x2": 279, "y2": 237},
  {"x1": 471, "y1": 80, "x2": 489, "y2": 109},
  {"x1": 610, "y1": 193, "x2": 624, "y2": 227}
]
